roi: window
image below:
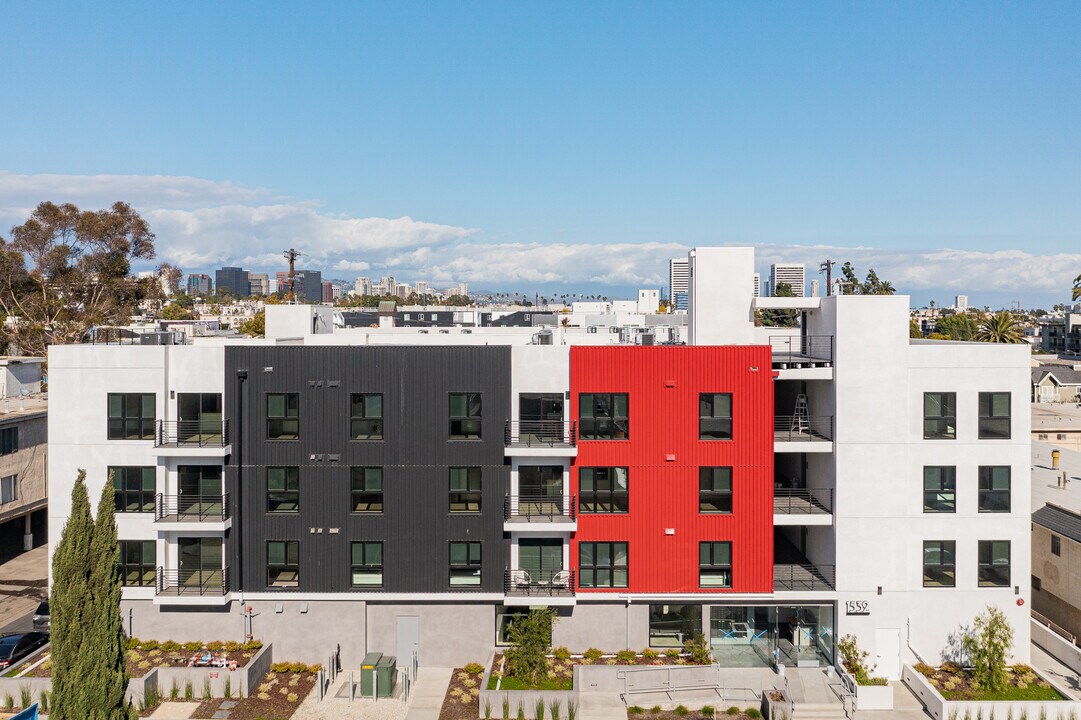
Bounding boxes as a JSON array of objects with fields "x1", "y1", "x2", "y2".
[
  {"x1": 351, "y1": 468, "x2": 383, "y2": 513},
  {"x1": 350, "y1": 394, "x2": 383, "y2": 440},
  {"x1": 1033, "y1": 575, "x2": 1042, "y2": 592},
  {"x1": 700, "y1": 467, "x2": 733, "y2": 513},
  {"x1": 699, "y1": 394, "x2": 733, "y2": 440},
  {"x1": 578, "y1": 393, "x2": 629, "y2": 440},
  {"x1": 350, "y1": 542, "x2": 383, "y2": 587},
  {"x1": 449, "y1": 542, "x2": 482, "y2": 587},
  {"x1": 978, "y1": 540, "x2": 1011, "y2": 587},
  {"x1": 449, "y1": 393, "x2": 482, "y2": 439},
  {"x1": 923, "y1": 392, "x2": 956, "y2": 440},
  {"x1": 578, "y1": 467, "x2": 629, "y2": 513},
  {"x1": 111, "y1": 466, "x2": 155, "y2": 513},
  {"x1": 648, "y1": 604, "x2": 703, "y2": 649},
  {"x1": 923, "y1": 541, "x2": 956, "y2": 587},
  {"x1": 267, "y1": 393, "x2": 299, "y2": 440},
  {"x1": 267, "y1": 540, "x2": 300, "y2": 587},
  {"x1": 267, "y1": 467, "x2": 299, "y2": 513},
  {"x1": 579, "y1": 542, "x2": 628, "y2": 588},
  {"x1": 978, "y1": 467, "x2": 1011, "y2": 512},
  {"x1": 0, "y1": 427, "x2": 17, "y2": 455},
  {"x1": 0, "y1": 475, "x2": 16, "y2": 505},
  {"x1": 699, "y1": 541, "x2": 732, "y2": 588},
  {"x1": 119, "y1": 540, "x2": 155, "y2": 587},
  {"x1": 449, "y1": 467, "x2": 482, "y2": 512},
  {"x1": 107, "y1": 393, "x2": 155, "y2": 440},
  {"x1": 923, "y1": 467, "x2": 956, "y2": 513},
  {"x1": 979, "y1": 392, "x2": 1011, "y2": 439},
  {"x1": 1052, "y1": 535, "x2": 1061, "y2": 556}
]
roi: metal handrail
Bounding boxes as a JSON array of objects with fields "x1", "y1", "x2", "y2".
[
  {"x1": 773, "y1": 488, "x2": 832, "y2": 514},
  {"x1": 154, "y1": 493, "x2": 230, "y2": 522},
  {"x1": 769, "y1": 335, "x2": 833, "y2": 365},
  {"x1": 773, "y1": 563, "x2": 835, "y2": 591},
  {"x1": 155, "y1": 419, "x2": 230, "y2": 447},
  {"x1": 155, "y1": 566, "x2": 230, "y2": 596},
  {"x1": 1033, "y1": 611, "x2": 1078, "y2": 645},
  {"x1": 504, "y1": 493, "x2": 576, "y2": 521},
  {"x1": 504, "y1": 568, "x2": 576, "y2": 596},
  {"x1": 773, "y1": 415, "x2": 833, "y2": 442},
  {"x1": 504, "y1": 420, "x2": 577, "y2": 447}
]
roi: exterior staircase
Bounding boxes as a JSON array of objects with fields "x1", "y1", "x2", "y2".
[{"x1": 789, "y1": 702, "x2": 850, "y2": 720}]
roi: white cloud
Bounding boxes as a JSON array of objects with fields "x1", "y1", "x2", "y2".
[{"x1": 333, "y1": 260, "x2": 371, "y2": 272}]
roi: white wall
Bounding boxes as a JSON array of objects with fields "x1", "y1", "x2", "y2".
[{"x1": 688, "y1": 247, "x2": 756, "y2": 345}]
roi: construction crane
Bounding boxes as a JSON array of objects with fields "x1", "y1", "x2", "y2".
[{"x1": 282, "y1": 248, "x2": 305, "y2": 302}]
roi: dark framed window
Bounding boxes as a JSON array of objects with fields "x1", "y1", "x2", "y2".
[
  {"x1": 1051, "y1": 535, "x2": 1061, "y2": 556},
  {"x1": 979, "y1": 392, "x2": 1011, "y2": 439},
  {"x1": 267, "y1": 393, "x2": 299, "y2": 440},
  {"x1": 578, "y1": 467, "x2": 628, "y2": 513},
  {"x1": 978, "y1": 540, "x2": 1010, "y2": 587},
  {"x1": 267, "y1": 467, "x2": 299, "y2": 513},
  {"x1": 1033, "y1": 575, "x2": 1042, "y2": 592},
  {"x1": 578, "y1": 541, "x2": 628, "y2": 588},
  {"x1": 351, "y1": 542, "x2": 383, "y2": 588},
  {"x1": 923, "y1": 392, "x2": 956, "y2": 440},
  {"x1": 923, "y1": 540, "x2": 956, "y2": 587},
  {"x1": 923, "y1": 467, "x2": 956, "y2": 513},
  {"x1": 267, "y1": 540, "x2": 300, "y2": 587},
  {"x1": 978, "y1": 467, "x2": 1011, "y2": 512},
  {"x1": 351, "y1": 468, "x2": 383, "y2": 513},
  {"x1": 578, "y1": 393, "x2": 629, "y2": 440},
  {"x1": 111, "y1": 466, "x2": 156, "y2": 513},
  {"x1": 699, "y1": 541, "x2": 732, "y2": 588},
  {"x1": 700, "y1": 467, "x2": 733, "y2": 513},
  {"x1": 108, "y1": 393, "x2": 155, "y2": 440},
  {"x1": 699, "y1": 394, "x2": 733, "y2": 440},
  {"x1": 449, "y1": 393, "x2": 482, "y2": 439},
  {"x1": 449, "y1": 542, "x2": 481, "y2": 587},
  {"x1": 449, "y1": 467, "x2": 482, "y2": 512},
  {"x1": 119, "y1": 540, "x2": 156, "y2": 587},
  {"x1": 0, "y1": 475, "x2": 16, "y2": 505},
  {"x1": 350, "y1": 394, "x2": 383, "y2": 440},
  {"x1": 0, "y1": 427, "x2": 18, "y2": 455}
]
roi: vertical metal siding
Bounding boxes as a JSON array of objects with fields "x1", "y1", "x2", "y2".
[
  {"x1": 570, "y1": 346, "x2": 774, "y2": 594},
  {"x1": 224, "y1": 345, "x2": 510, "y2": 594}
]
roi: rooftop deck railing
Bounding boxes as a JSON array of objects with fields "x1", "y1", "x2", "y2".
[
  {"x1": 774, "y1": 415, "x2": 833, "y2": 442},
  {"x1": 504, "y1": 420, "x2": 577, "y2": 448}
]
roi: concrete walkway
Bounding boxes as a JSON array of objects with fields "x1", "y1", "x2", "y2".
[
  {"x1": 854, "y1": 682, "x2": 930, "y2": 720},
  {"x1": 1032, "y1": 642, "x2": 1081, "y2": 700},
  {"x1": 404, "y1": 667, "x2": 454, "y2": 720}
]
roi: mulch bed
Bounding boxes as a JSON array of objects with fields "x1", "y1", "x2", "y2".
[
  {"x1": 439, "y1": 666, "x2": 485, "y2": 720},
  {"x1": 126, "y1": 646, "x2": 259, "y2": 678},
  {"x1": 191, "y1": 698, "x2": 225, "y2": 719},
  {"x1": 916, "y1": 663, "x2": 1064, "y2": 701},
  {"x1": 229, "y1": 670, "x2": 316, "y2": 720}
]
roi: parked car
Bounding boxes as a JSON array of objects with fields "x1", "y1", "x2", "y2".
[
  {"x1": 0, "y1": 632, "x2": 48, "y2": 670},
  {"x1": 31, "y1": 601, "x2": 49, "y2": 633}
]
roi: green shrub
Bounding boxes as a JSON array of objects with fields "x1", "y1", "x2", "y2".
[
  {"x1": 616, "y1": 649, "x2": 638, "y2": 664},
  {"x1": 553, "y1": 647, "x2": 572, "y2": 661},
  {"x1": 651, "y1": 706, "x2": 663, "y2": 715},
  {"x1": 206, "y1": 640, "x2": 224, "y2": 652},
  {"x1": 506, "y1": 608, "x2": 556, "y2": 686},
  {"x1": 568, "y1": 701, "x2": 578, "y2": 720},
  {"x1": 141, "y1": 639, "x2": 160, "y2": 651},
  {"x1": 675, "y1": 706, "x2": 690, "y2": 717},
  {"x1": 914, "y1": 663, "x2": 935, "y2": 678},
  {"x1": 664, "y1": 649, "x2": 681, "y2": 659},
  {"x1": 184, "y1": 681, "x2": 194, "y2": 701},
  {"x1": 963, "y1": 606, "x2": 1014, "y2": 694},
  {"x1": 3, "y1": 695, "x2": 12, "y2": 711},
  {"x1": 223, "y1": 677, "x2": 232, "y2": 700},
  {"x1": 242, "y1": 639, "x2": 263, "y2": 651},
  {"x1": 642, "y1": 648, "x2": 659, "y2": 660},
  {"x1": 535, "y1": 697, "x2": 546, "y2": 720},
  {"x1": 39, "y1": 691, "x2": 49, "y2": 713},
  {"x1": 169, "y1": 680, "x2": 180, "y2": 700},
  {"x1": 629, "y1": 708, "x2": 645, "y2": 716},
  {"x1": 183, "y1": 641, "x2": 202, "y2": 653},
  {"x1": 464, "y1": 662, "x2": 486, "y2": 675},
  {"x1": 584, "y1": 648, "x2": 604, "y2": 661},
  {"x1": 700, "y1": 707, "x2": 715, "y2": 717},
  {"x1": 727, "y1": 708, "x2": 741, "y2": 715},
  {"x1": 503, "y1": 694, "x2": 511, "y2": 720},
  {"x1": 161, "y1": 640, "x2": 180, "y2": 652},
  {"x1": 550, "y1": 699, "x2": 562, "y2": 720},
  {"x1": 485, "y1": 698, "x2": 493, "y2": 720},
  {"x1": 518, "y1": 700, "x2": 526, "y2": 720},
  {"x1": 19, "y1": 686, "x2": 31, "y2": 710},
  {"x1": 202, "y1": 678, "x2": 212, "y2": 700},
  {"x1": 747, "y1": 709, "x2": 761, "y2": 719},
  {"x1": 224, "y1": 640, "x2": 241, "y2": 653},
  {"x1": 683, "y1": 634, "x2": 711, "y2": 665},
  {"x1": 125, "y1": 637, "x2": 141, "y2": 650}
]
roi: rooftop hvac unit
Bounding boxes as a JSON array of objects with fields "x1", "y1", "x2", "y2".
[
  {"x1": 641, "y1": 333, "x2": 654, "y2": 346},
  {"x1": 534, "y1": 330, "x2": 553, "y2": 345}
]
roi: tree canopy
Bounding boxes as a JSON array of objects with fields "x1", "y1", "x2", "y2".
[
  {"x1": 976, "y1": 311, "x2": 1025, "y2": 344},
  {"x1": 838, "y1": 262, "x2": 896, "y2": 295},
  {"x1": 759, "y1": 282, "x2": 799, "y2": 327}
]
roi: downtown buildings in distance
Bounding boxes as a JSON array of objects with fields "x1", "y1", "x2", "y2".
[{"x1": 47, "y1": 247, "x2": 1030, "y2": 670}]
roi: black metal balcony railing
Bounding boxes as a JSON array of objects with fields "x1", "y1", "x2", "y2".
[
  {"x1": 155, "y1": 420, "x2": 230, "y2": 448},
  {"x1": 155, "y1": 566, "x2": 230, "y2": 596},
  {"x1": 770, "y1": 335, "x2": 833, "y2": 367},
  {"x1": 154, "y1": 493, "x2": 230, "y2": 522},
  {"x1": 773, "y1": 488, "x2": 832, "y2": 514},
  {"x1": 504, "y1": 569, "x2": 576, "y2": 597},
  {"x1": 505, "y1": 420, "x2": 577, "y2": 448},
  {"x1": 774, "y1": 415, "x2": 833, "y2": 442},
  {"x1": 773, "y1": 563, "x2": 835, "y2": 591},
  {"x1": 504, "y1": 494, "x2": 577, "y2": 522}
]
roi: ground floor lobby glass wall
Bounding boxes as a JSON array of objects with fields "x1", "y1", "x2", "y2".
[{"x1": 648, "y1": 604, "x2": 835, "y2": 669}]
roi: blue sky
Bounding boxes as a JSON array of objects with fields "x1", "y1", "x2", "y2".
[{"x1": 1, "y1": 1, "x2": 1079, "y2": 307}]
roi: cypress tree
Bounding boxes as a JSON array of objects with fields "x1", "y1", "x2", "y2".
[
  {"x1": 50, "y1": 470, "x2": 95, "y2": 720},
  {"x1": 88, "y1": 475, "x2": 128, "y2": 719}
]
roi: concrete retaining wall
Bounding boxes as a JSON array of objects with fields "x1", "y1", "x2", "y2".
[
  {"x1": 1032, "y1": 619, "x2": 1081, "y2": 676},
  {"x1": 902, "y1": 664, "x2": 1081, "y2": 720},
  {"x1": 479, "y1": 653, "x2": 577, "y2": 720},
  {"x1": 154, "y1": 642, "x2": 272, "y2": 699}
]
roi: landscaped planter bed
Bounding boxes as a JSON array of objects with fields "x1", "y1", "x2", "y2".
[
  {"x1": 440, "y1": 664, "x2": 484, "y2": 720},
  {"x1": 902, "y1": 664, "x2": 1081, "y2": 720},
  {"x1": 914, "y1": 663, "x2": 1064, "y2": 702},
  {"x1": 628, "y1": 705, "x2": 762, "y2": 720},
  {"x1": 487, "y1": 648, "x2": 711, "y2": 691},
  {"x1": 125, "y1": 639, "x2": 263, "y2": 678}
]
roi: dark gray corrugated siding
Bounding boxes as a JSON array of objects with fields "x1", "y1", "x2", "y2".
[{"x1": 224, "y1": 345, "x2": 511, "y2": 593}]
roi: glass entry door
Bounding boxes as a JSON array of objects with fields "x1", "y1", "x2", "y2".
[
  {"x1": 178, "y1": 537, "x2": 222, "y2": 587},
  {"x1": 177, "y1": 393, "x2": 223, "y2": 443},
  {"x1": 177, "y1": 466, "x2": 223, "y2": 518},
  {"x1": 519, "y1": 394, "x2": 564, "y2": 443},
  {"x1": 517, "y1": 538, "x2": 563, "y2": 583}
]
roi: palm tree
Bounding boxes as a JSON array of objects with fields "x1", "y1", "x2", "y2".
[
  {"x1": 976, "y1": 311, "x2": 1024, "y2": 344},
  {"x1": 1072, "y1": 273, "x2": 1081, "y2": 301}
]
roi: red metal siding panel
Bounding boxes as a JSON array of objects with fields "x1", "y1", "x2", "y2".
[{"x1": 570, "y1": 346, "x2": 774, "y2": 594}]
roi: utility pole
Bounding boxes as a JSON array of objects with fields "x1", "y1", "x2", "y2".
[
  {"x1": 282, "y1": 248, "x2": 303, "y2": 302},
  {"x1": 819, "y1": 260, "x2": 835, "y2": 296}
]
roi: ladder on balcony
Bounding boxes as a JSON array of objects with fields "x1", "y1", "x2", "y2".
[{"x1": 790, "y1": 394, "x2": 809, "y2": 434}]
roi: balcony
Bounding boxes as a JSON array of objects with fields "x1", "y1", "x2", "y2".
[
  {"x1": 504, "y1": 420, "x2": 577, "y2": 457},
  {"x1": 504, "y1": 494, "x2": 576, "y2": 532},
  {"x1": 773, "y1": 488, "x2": 832, "y2": 526},
  {"x1": 773, "y1": 563, "x2": 835, "y2": 592},
  {"x1": 770, "y1": 336, "x2": 833, "y2": 378},
  {"x1": 153, "y1": 420, "x2": 231, "y2": 457},
  {"x1": 774, "y1": 415, "x2": 833, "y2": 452},
  {"x1": 154, "y1": 567, "x2": 231, "y2": 606},
  {"x1": 504, "y1": 569, "x2": 576, "y2": 606},
  {"x1": 154, "y1": 494, "x2": 232, "y2": 531}
]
